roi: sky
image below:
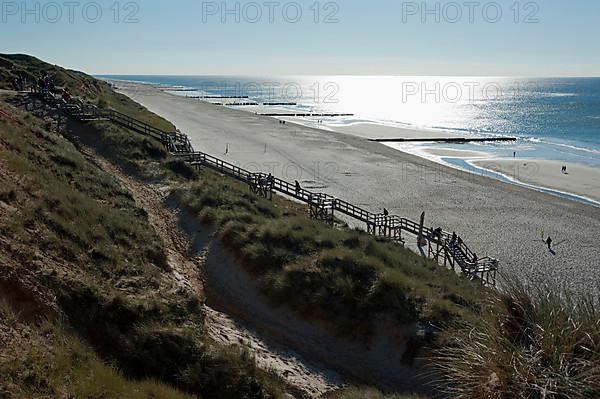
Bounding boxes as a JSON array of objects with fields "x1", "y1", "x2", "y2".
[{"x1": 1, "y1": 0, "x2": 600, "y2": 76}]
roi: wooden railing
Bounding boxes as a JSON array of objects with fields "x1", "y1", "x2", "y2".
[{"x1": 35, "y1": 91, "x2": 499, "y2": 286}]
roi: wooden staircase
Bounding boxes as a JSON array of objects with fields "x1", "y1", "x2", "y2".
[{"x1": 34, "y1": 90, "x2": 499, "y2": 287}]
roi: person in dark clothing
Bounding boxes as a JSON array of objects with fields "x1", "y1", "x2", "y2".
[
  {"x1": 267, "y1": 173, "x2": 274, "y2": 188},
  {"x1": 38, "y1": 77, "x2": 46, "y2": 93},
  {"x1": 295, "y1": 180, "x2": 301, "y2": 194},
  {"x1": 383, "y1": 208, "x2": 389, "y2": 217},
  {"x1": 451, "y1": 232, "x2": 457, "y2": 245},
  {"x1": 546, "y1": 236, "x2": 553, "y2": 250},
  {"x1": 48, "y1": 78, "x2": 56, "y2": 94}
]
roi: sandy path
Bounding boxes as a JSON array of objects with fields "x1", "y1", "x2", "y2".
[
  {"x1": 117, "y1": 83, "x2": 600, "y2": 296},
  {"x1": 76, "y1": 146, "x2": 341, "y2": 397},
  {"x1": 204, "y1": 306, "x2": 343, "y2": 397}
]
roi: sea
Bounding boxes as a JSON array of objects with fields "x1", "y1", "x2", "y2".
[{"x1": 99, "y1": 75, "x2": 600, "y2": 202}]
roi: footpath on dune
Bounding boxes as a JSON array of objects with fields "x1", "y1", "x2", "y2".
[
  {"x1": 78, "y1": 143, "x2": 342, "y2": 397},
  {"x1": 72, "y1": 137, "x2": 344, "y2": 397},
  {"x1": 61, "y1": 111, "x2": 432, "y2": 397}
]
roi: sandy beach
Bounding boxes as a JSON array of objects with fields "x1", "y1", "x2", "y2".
[
  {"x1": 115, "y1": 82, "x2": 600, "y2": 295},
  {"x1": 472, "y1": 159, "x2": 600, "y2": 204}
]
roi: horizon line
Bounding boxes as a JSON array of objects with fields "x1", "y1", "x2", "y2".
[{"x1": 94, "y1": 73, "x2": 600, "y2": 79}]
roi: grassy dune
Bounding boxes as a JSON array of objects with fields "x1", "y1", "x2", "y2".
[
  {"x1": 3, "y1": 53, "x2": 598, "y2": 398},
  {"x1": 173, "y1": 167, "x2": 483, "y2": 336},
  {"x1": 436, "y1": 281, "x2": 600, "y2": 398},
  {"x1": 0, "y1": 301, "x2": 194, "y2": 399},
  {"x1": 0, "y1": 96, "x2": 284, "y2": 398}
]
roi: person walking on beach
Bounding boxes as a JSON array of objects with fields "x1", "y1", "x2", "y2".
[{"x1": 546, "y1": 236, "x2": 553, "y2": 250}]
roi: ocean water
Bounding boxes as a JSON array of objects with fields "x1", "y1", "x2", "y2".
[{"x1": 100, "y1": 75, "x2": 600, "y2": 169}]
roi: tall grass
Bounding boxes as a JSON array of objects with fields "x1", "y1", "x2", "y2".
[
  {"x1": 0, "y1": 301, "x2": 195, "y2": 399},
  {"x1": 0, "y1": 100, "x2": 285, "y2": 398},
  {"x1": 326, "y1": 387, "x2": 428, "y2": 399},
  {"x1": 174, "y1": 170, "x2": 484, "y2": 336},
  {"x1": 435, "y1": 280, "x2": 600, "y2": 398}
]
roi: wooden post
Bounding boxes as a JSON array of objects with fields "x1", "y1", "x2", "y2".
[{"x1": 417, "y1": 212, "x2": 425, "y2": 248}]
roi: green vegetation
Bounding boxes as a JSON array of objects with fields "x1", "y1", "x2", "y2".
[
  {"x1": 5, "y1": 53, "x2": 598, "y2": 398},
  {"x1": 327, "y1": 388, "x2": 427, "y2": 399},
  {"x1": 436, "y1": 281, "x2": 600, "y2": 398},
  {"x1": 0, "y1": 100, "x2": 284, "y2": 398},
  {"x1": 0, "y1": 53, "x2": 174, "y2": 131},
  {"x1": 0, "y1": 300, "x2": 194, "y2": 399},
  {"x1": 174, "y1": 172, "x2": 483, "y2": 336}
]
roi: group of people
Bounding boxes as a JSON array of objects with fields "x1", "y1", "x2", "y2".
[
  {"x1": 561, "y1": 165, "x2": 569, "y2": 174},
  {"x1": 257, "y1": 173, "x2": 275, "y2": 189},
  {"x1": 36, "y1": 74, "x2": 57, "y2": 94},
  {"x1": 12, "y1": 73, "x2": 69, "y2": 101},
  {"x1": 279, "y1": 120, "x2": 286, "y2": 125},
  {"x1": 12, "y1": 75, "x2": 27, "y2": 91}
]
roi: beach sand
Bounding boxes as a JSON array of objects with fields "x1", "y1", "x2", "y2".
[
  {"x1": 472, "y1": 158, "x2": 600, "y2": 204},
  {"x1": 114, "y1": 82, "x2": 600, "y2": 296}
]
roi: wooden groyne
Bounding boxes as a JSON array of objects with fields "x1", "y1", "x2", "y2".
[
  {"x1": 34, "y1": 91, "x2": 499, "y2": 287},
  {"x1": 369, "y1": 137, "x2": 517, "y2": 143},
  {"x1": 203, "y1": 95, "x2": 249, "y2": 99}
]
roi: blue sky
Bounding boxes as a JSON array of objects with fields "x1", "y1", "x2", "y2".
[{"x1": 1, "y1": 0, "x2": 599, "y2": 76}]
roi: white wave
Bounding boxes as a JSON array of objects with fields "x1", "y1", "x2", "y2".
[
  {"x1": 547, "y1": 141, "x2": 600, "y2": 155},
  {"x1": 538, "y1": 92, "x2": 577, "y2": 98}
]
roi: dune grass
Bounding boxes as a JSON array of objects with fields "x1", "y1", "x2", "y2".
[
  {"x1": 4, "y1": 53, "x2": 599, "y2": 399},
  {"x1": 0, "y1": 300, "x2": 195, "y2": 399},
  {"x1": 1, "y1": 103, "x2": 167, "y2": 281},
  {"x1": 172, "y1": 166, "x2": 484, "y2": 336},
  {"x1": 0, "y1": 53, "x2": 175, "y2": 131},
  {"x1": 0, "y1": 100, "x2": 285, "y2": 399},
  {"x1": 435, "y1": 280, "x2": 600, "y2": 399},
  {"x1": 327, "y1": 387, "x2": 428, "y2": 399}
]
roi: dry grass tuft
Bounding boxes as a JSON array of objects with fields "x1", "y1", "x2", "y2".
[{"x1": 435, "y1": 279, "x2": 600, "y2": 399}]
